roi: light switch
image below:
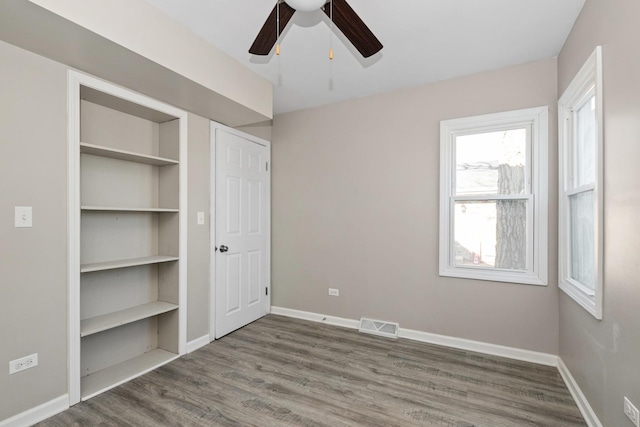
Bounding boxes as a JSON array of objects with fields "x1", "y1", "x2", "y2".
[
  {"x1": 15, "y1": 206, "x2": 33, "y2": 228},
  {"x1": 197, "y1": 211, "x2": 205, "y2": 225}
]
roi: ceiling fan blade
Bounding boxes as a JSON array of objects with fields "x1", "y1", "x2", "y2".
[
  {"x1": 249, "y1": 2, "x2": 296, "y2": 55},
  {"x1": 322, "y1": 0, "x2": 383, "y2": 58}
]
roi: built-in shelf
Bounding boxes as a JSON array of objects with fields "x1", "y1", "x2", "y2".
[
  {"x1": 81, "y1": 255, "x2": 179, "y2": 273},
  {"x1": 80, "y1": 142, "x2": 179, "y2": 166},
  {"x1": 80, "y1": 301, "x2": 178, "y2": 337},
  {"x1": 72, "y1": 73, "x2": 185, "y2": 404},
  {"x1": 81, "y1": 349, "x2": 178, "y2": 400},
  {"x1": 81, "y1": 206, "x2": 179, "y2": 213}
]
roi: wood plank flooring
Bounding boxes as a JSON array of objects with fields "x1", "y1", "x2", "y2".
[{"x1": 37, "y1": 315, "x2": 586, "y2": 426}]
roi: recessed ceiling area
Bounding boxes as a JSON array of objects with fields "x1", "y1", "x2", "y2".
[{"x1": 145, "y1": 0, "x2": 585, "y2": 114}]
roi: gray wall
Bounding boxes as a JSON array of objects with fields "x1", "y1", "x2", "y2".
[
  {"x1": 0, "y1": 39, "x2": 68, "y2": 421},
  {"x1": 0, "y1": 40, "x2": 215, "y2": 420},
  {"x1": 271, "y1": 58, "x2": 560, "y2": 354},
  {"x1": 187, "y1": 114, "x2": 212, "y2": 342},
  {"x1": 557, "y1": 0, "x2": 640, "y2": 425}
]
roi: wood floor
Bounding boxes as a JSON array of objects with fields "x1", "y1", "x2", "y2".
[{"x1": 37, "y1": 315, "x2": 586, "y2": 426}]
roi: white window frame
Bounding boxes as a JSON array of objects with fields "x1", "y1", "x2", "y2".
[
  {"x1": 439, "y1": 107, "x2": 549, "y2": 286},
  {"x1": 558, "y1": 46, "x2": 604, "y2": 319}
]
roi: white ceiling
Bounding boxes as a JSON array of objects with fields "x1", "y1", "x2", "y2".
[{"x1": 145, "y1": 0, "x2": 585, "y2": 115}]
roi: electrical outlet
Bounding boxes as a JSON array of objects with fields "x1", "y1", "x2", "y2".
[
  {"x1": 625, "y1": 397, "x2": 640, "y2": 426},
  {"x1": 9, "y1": 353, "x2": 38, "y2": 374},
  {"x1": 197, "y1": 211, "x2": 205, "y2": 225},
  {"x1": 328, "y1": 288, "x2": 339, "y2": 296}
]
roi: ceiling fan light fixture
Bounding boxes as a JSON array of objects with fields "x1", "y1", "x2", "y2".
[
  {"x1": 249, "y1": 0, "x2": 382, "y2": 58},
  {"x1": 284, "y1": 0, "x2": 326, "y2": 13}
]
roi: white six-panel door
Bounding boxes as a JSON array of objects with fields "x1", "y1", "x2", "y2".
[{"x1": 213, "y1": 126, "x2": 270, "y2": 339}]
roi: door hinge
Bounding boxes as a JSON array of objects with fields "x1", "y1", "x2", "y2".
[
  {"x1": 265, "y1": 287, "x2": 269, "y2": 296},
  {"x1": 266, "y1": 161, "x2": 269, "y2": 172}
]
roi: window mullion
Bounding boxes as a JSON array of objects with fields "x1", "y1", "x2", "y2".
[
  {"x1": 527, "y1": 193, "x2": 535, "y2": 274},
  {"x1": 526, "y1": 124, "x2": 533, "y2": 194},
  {"x1": 453, "y1": 194, "x2": 530, "y2": 202},
  {"x1": 449, "y1": 196, "x2": 456, "y2": 269},
  {"x1": 566, "y1": 183, "x2": 595, "y2": 197},
  {"x1": 565, "y1": 114, "x2": 572, "y2": 192}
]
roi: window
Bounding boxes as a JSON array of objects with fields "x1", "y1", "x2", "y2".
[
  {"x1": 558, "y1": 46, "x2": 604, "y2": 319},
  {"x1": 439, "y1": 107, "x2": 548, "y2": 285}
]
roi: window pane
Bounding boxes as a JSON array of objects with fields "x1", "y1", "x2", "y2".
[
  {"x1": 454, "y1": 200, "x2": 527, "y2": 271},
  {"x1": 456, "y1": 129, "x2": 527, "y2": 196},
  {"x1": 570, "y1": 191, "x2": 595, "y2": 291},
  {"x1": 575, "y1": 95, "x2": 596, "y2": 187}
]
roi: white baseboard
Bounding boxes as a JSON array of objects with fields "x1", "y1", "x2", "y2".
[
  {"x1": 186, "y1": 334, "x2": 211, "y2": 354},
  {"x1": 271, "y1": 306, "x2": 558, "y2": 367},
  {"x1": 0, "y1": 394, "x2": 68, "y2": 427},
  {"x1": 399, "y1": 327, "x2": 558, "y2": 367},
  {"x1": 270, "y1": 306, "x2": 360, "y2": 330},
  {"x1": 557, "y1": 358, "x2": 603, "y2": 427}
]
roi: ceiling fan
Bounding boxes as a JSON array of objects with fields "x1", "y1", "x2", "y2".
[{"x1": 249, "y1": 0, "x2": 383, "y2": 58}]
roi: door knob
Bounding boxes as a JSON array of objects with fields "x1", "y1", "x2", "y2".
[{"x1": 219, "y1": 245, "x2": 229, "y2": 253}]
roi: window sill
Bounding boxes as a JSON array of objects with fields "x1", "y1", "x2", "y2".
[
  {"x1": 439, "y1": 266, "x2": 547, "y2": 286},
  {"x1": 559, "y1": 280, "x2": 601, "y2": 319}
]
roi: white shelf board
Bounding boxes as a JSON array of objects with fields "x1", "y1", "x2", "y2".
[
  {"x1": 81, "y1": 206, "x2": 179, "y2": 213},
  {"x1": 80, "y1": 301, "x2": 178, "y2": 337},
  {"x1": 81, "y1": 255, "x2": 179, "y2": 273},
  {"x1": 81, "y1": 348, "x2": 178, "y2": 400},
  {"x1": 80, "y1": 142, "x2": 178, "y2": 166}
]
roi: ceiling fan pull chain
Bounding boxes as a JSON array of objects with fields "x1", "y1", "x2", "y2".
[
  {"x1": 276, "y1": 0, "x2": 281, "y2": 55},
  {"x1": 329, "y1": 0, "x2": 334, "y2": 60}
]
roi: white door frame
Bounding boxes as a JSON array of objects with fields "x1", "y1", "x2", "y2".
[{"x1": 209, "y1": 121, "x2": 271, "y2": 341}]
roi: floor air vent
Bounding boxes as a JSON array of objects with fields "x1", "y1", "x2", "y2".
[{"x1": 359, "y1": 318, "x2": 399, "y2": 339}]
